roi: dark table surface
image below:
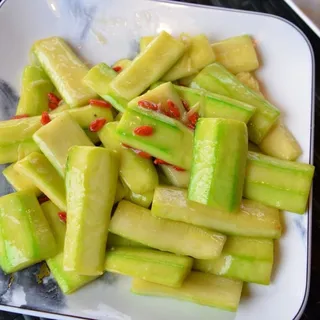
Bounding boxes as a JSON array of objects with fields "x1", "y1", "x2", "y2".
[{"x1": 0, "y1": 0, "x2": 319, "y2": 319}]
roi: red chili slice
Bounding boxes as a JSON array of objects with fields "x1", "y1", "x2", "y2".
[
  {"x1": 11, "y1": 114, "x2": 29, "y2": 119},
  {"x1": 58, "y1": 211, "x2": 67, "y2": 223},
  {"x1": 172, "y1": 166, "x2": 185, "y2": 171},
  {"x1": 112, "y1": 66, "x2": 122, "y2": 72},
  {"x1": 181, "y1": 99, "x2": 190, "y2": 111},
  {"x1": 154, "y1": 158, "x2": 169, "y2": 165},
  {"x1": 38, "y1": 195, "x2": 49, "y2": 204},
  {"x1": 89, "y1": 118, "x2": 107, "y2": 132},
  {"x1": 89, "y1": 99, "x2": 112, "y2": 108},
  {"x1": 188, "y1": 112, "x2": 199, "y2": 126},
  {"x1": 167, "y1": 100, "x2": 180, "y2": 118},
  {"x1": 41, "y1": 111, "x2": 51, "y2": 125},
  {"x1": 133, "y1": 125, "x2": 153, "y2": 136},
  {"x1": 138, "y1": 100, "x2": 159, "y2": 111},
  {"x1": 187, "y1": 123, "x2": 195, "y2": 130}
]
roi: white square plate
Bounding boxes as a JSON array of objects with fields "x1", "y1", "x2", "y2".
[{"x1": 0, "y1": 0, "x2": 315, "y2": 319}]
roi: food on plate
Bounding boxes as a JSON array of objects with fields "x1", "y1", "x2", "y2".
[{"x1": 0, "y1": 31, "x2": 314, "y2": 315}]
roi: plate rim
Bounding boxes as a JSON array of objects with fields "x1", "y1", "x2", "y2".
[{"x1": 0, "y1": 0, "x2": 315, "y2": 319}]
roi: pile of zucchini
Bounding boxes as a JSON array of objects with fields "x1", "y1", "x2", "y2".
[{"x1": 0, "y1": 31, "x2": 314, "y2": 313}]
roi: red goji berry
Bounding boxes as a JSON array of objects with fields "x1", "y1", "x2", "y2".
[
  {"x1": 41, "y1": 111, "x2": 51, "y2": 125},
  {"x1": 138, "y1": 100, "x2": 159, "y2": 111},
  {"x1": 11, "y1": 114, "x2": 29, "y2": 119},
  {"x1": 134, "y1": 150, "x2": 152, "y2": 159},
  {"x1": 167, "y1": 100, "x2": 180, "y2": 118},
  {"x1": 58, "y1": 211, "x2": 67, "y2": 223},
  {"x1": 181, "y1": 99, "x2": 190, "y2": 111},
  {"x1": 89, "y1": 99, "x2": 112, "y2": 108},
  {"x1": 38, "y1": 195, "x2": 49, "y2": 204},
  {"x1": 133, "y1": 125, "x2": 153, "y2": 136},
  {"x1": 154, "y1": 158, "x2": 169, "y2": 165},
  {"x1": 112, "y1": 66, "x2": 122, "y2": 72},
  {"x1": 188, "y1": 112, "x2": 199, "y2": 126},
  {"x1": 48, "y1": 102, "x2": 59, "y2": 110},
  {"x1": 122, "y1": 143, "x2": 132, "y2": 149},
  {"x1": 172, "y1": 166, "x2": 185, "y2": 171},
  {"x1": 48, "y1": 92, "x2": 61, "y2": 105},
  {"x1": 89, "y1": 118, "x2": 107, "y2": 132}
]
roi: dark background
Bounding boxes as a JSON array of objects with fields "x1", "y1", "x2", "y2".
[{"x1": 0, "y1": 0, "x2": 319, "y2": 319}]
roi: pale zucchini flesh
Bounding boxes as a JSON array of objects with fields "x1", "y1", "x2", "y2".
[
  {"x1": 33, "y1": 37, "x2": 97, "y2": 107},
  {"x1": 109, "y1": 200, "x2": 226, "y2": 259},
  {"x1": 131, "y1": 271, "x2": 243, "y2": 312},
  {"x1": 105, "y1": 247, "x2": 193, "y2": 287},
  {"x1": 152, "y1": 186, "x2": 282, "y2": 239},
  {"x1": 15, "y1": 152, "x2": 67, "y2": 211},
  {"x1": 64, "y1": 146, "x2": 119, "y2": 275}
]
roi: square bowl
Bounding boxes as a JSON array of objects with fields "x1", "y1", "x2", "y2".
[{"x1": 0, "y1": 0, "x2": 314, "y2": 319}]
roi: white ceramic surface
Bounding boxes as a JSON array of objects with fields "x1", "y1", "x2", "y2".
[{"x1": 0, "y1": 0, "x2": 314, "y2": 319}]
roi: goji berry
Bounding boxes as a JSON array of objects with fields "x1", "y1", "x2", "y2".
[
  {"x1": 41, "y1": 111, "x2": 51, "y2": 125},
  {"x1": 89, "y1": 118, "x2": 107, "y2": 132},
  {"x1": 172, "y1": 166, "x2": 185, "y2": 171},
  {"x1": 38, "y1": 195, "x2": 49, "y2": 204},
  {"x1": 112, "y1": 66, "x2": 122, "y2": 72},
  {"x1": 138, "y1": 100, "x2": 158, "y2": 111},
  {"x1": 48, "y1": 92, "x2": 61, "y2": 105},
  {"x1": 181, "y1": 99, "x2": 190, "y2": 111},
  {"x1": 58, "y1": 212, "x2": 67, "y2": 223},
  {"x1": 154, "y1": 158, "x2": 169, "y2": 165},
  {"x1": 133, "y1": 125, "x2": 153, "y2": 136},
  {"x1": 188, "y1": 112, "x2": 199, "y2": 126},
  {"x1": 11, "y1": 114, "x2": 29, "y2": 119},
  {"x1": 135, "y1": 150, "x2": 152, "y2": 159},
  {"x1": 167, "y1": 100, "x2": 180, "y2": 118},
  {"x1": 89, "y1": 99, "x2": 112, "y2": 108}
]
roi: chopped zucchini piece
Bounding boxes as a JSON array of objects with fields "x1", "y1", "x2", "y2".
[
  {"x1": 0, "y1": 105, "x2": 112, "y2": 164},
  {"x1": 132, "y1": 271, "x2": 243, "y2": 312},
  {"x1": 107, "y1": 233, "x2": 147, "y2": 249},
  {"x1": 33, "y1": 37, "x2": 97, "y2": 107},
  {"x1": 259, "y1": 121, "x2": 302, "y2": 161},
  {"x1": 140, "y1": 36, "x2": 155, "y2": 52},
  {"x1": 33, "y1": 112, "x2": 93, "y2": 176},
  {"x1": 194, "y1": 236, "x2": 274, "y2": 285},
  {"x1": 42, "y1": 201, "x2": 98, "y2": 294},
  {"x1": 64, "y1": 146, "x2": 118, "y2": 275},
  {"x1": 244, "y1": 151, "x2": 314, "y2": 213},
  {"x1": 152, "y1": 186, "x2": 282, "y2": 239},
  {"x1": 83, "y1": 63, "x2": 128, "y2": 112},
  {"x1": 109, "y1": 201, "x2": 226, "y2": 259},
  {"x1": 110, "y1": 31, "x2": 185, "y2": 100},
  {"x1": 212, "y1": 35, "x2": 259, "y2": 73},
  {"x1": 189, "y1": 118, "x2": 248, "y2": 212},
  {"x1": 105, "y1": 247, "x2": 193, "y2": 287},
  {"x1": 175, "y1": 85, "x2": 256, "y2": 124},
  {"x1": 236, "y1": 71, "x2": 261, "y2": 93},
  {"x1": 0, "y1": 191, "x2": 57, "y2": 273},
  {"x1": 114, "y1": 180, "x2": 129, "y2": 203},
  {"x1": 16, "y1": 65, "x2": 54, "y2": 116},
  {"x1": 98, "y1": 122, "x2": 158, "y2": 194},
  {"x1": 124, "y1": 189, "x2": 154, "y2": 208},
  {"x1": 191, "y1": 63, "x2": 280, "y2": 144},
  {"x1": 162, "y1": 34, "x2": 215, "y2": 81},
  {"x1": 117, "y1": 105, "x2": 193, "y2": 170},
  {"x1": 3, "y1": 163, "x2": 41, "y2": 196},
  {"x1": 159, "y1": 165, "x2": 190, "y2": 188},
  {"x1": 129, "y1": 82, "x2": 186, "y2": 121},
  {"x1": 15, "y1": 152, "x2": 67, "y2": 211}
]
